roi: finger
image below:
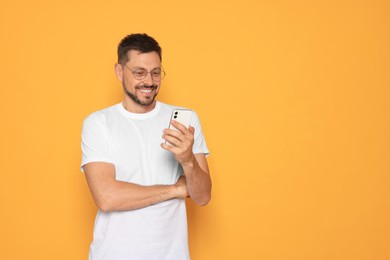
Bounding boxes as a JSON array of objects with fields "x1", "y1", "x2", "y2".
[
  {"x1": 189, "y1": 126, "x2": 195, "y2": 135},
  {"x1": 171, "y1": 120, "x2": 191, "y2": 135},
  {"x1": 164, "y1": 127, "x2": 194, "y2": 150},
  {"x1": 161, "y1": 142, "x2": 175, "y2": 151},
  {"x1": 163, "y1": 134, "x2": 182, "y2": 147},
  {"x1": 164, "y1": 128, "x2": 185, "y2": 143},
  {"x1": 161, "y1": 142, "x2": 181, "y2": 154}
]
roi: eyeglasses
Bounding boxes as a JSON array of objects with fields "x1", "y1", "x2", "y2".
[{"x1": 123, "y1": 64, "x2": 166, "y2": 82}]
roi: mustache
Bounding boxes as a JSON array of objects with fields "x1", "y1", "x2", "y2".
[{"x1": 136, "y1": 84, "x2": 158, "y2": 90}]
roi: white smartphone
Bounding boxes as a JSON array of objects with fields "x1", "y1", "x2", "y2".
[
  {"x1": 168, "y1": 109, "x2": 193, "y2": 131},
  {"x1": 165, "y1": 109, "x2": 193, "y2": 145}
]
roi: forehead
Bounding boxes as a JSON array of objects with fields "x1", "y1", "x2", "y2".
[{"x1": 126, "y1": 50, "x2": 161, "y2": 67}]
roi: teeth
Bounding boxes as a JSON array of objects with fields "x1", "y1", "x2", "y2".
[{"x1": 140, "y1": 89, "x2": 152, "y2": 93}]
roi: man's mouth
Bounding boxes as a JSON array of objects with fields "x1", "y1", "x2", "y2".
[
  {"x1": 137, "y1": 85, "x2": 158, "y2": 94},
  {"x1": 140, "y1": 88, "x2": 153, "y2": 93}
]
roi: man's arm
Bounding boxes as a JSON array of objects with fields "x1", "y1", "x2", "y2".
[
  {"x1": 161, "y1": 120, "x2": 212, "y2": 206},
  {"x1": 181, "y1": 153, "x2": 212, "y2": 206},
  {"x1": 84, "y1": 162, "x2": 188, "y2": 212}
]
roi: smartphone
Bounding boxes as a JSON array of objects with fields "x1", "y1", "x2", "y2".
[
  {"x1": 165, "y1": 109, "x2": 193, "y2": 145},
  {"x1": 168, "y1": 109, "x2": 193, "y2": 131}
]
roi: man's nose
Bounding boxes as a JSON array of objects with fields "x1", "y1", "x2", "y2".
[{"x1": 142, "y1": 72, "x2": 154, "y2": 84}]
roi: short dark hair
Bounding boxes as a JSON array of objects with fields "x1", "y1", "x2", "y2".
[{"x1": 117, "y1": 33, "x2": 162, "y2": 65}]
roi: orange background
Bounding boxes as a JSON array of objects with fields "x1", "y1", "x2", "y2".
[{"x1": 1, "y1": 1, "x2": 389, "y2": 259}]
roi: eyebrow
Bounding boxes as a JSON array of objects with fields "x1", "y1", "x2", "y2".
[{"x1": 132, "y1": 66, "x2": 161, "y2": 70}]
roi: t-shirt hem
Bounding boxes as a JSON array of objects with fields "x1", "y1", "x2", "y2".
[
  {"x1": 193, "y1": 150, "x2": 210, "y2": 157},
  {"x1": 80, "y1": 158, "x2": 114, "y2": 172}
]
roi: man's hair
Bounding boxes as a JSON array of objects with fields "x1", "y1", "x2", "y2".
[{"x1": 117, "y1": 33, "x2": 162, "y2": 65}]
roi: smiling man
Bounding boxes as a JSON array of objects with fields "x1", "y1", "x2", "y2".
[{"x1": 81, "y1": 34, "x2": 211, "y2": 260}]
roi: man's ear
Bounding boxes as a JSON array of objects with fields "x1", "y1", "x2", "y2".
[{"x1": 114, "y1": 63, "x2": 123, "y2": 81}]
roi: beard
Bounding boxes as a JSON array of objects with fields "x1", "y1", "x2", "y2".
[{"x1": 123, "y1": 82, "x2": 159, "y2": 107}]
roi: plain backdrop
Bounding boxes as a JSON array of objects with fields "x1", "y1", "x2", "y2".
[{"x1": 0, "y1": 0, "x2": 389, "y2": 259}]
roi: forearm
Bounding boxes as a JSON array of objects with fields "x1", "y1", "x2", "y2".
[
  {"x1": 160, "y1": 122, "x2": 212, "y2": 205},
  {"x1": 97, "y1": 181, "x2": 179, "y2": 212},
  {"x1": 84, "y1": 162, "x2": 186, "y2": 212},
  {"x1": 182, "y1": 156, "x2": 212, "y2": 206}
]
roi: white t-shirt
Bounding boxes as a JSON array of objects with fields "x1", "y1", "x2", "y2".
[{"x1": 81, "y1": 101, "x2": 209, "y2": 260}]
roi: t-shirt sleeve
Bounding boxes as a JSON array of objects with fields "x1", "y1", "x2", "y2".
[
  {"x1": 191, "y1": 111, "x2": 210, "y2": 156},
  {"x1": 80, "y1": 113, "x2": 114, "y2": 172}
]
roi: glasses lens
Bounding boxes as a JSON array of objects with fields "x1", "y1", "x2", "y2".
[
  {"x1": 128, "y1": 66, "x2": 165, "y2": 81},
  {"x1": 132, "y1": 69, "x2": 148, "y2": 80},
  {"x1": 151, "y1": 69, "x2": 162, "y2": 81}
]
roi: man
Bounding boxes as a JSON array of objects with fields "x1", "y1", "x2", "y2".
[{"x1": 81, "y1": 33, "x2": 212, "y2": 260}]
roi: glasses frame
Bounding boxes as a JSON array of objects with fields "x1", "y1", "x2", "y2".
[{"x1": 123, "y1": 64, "x2": 166, "y2": 82}]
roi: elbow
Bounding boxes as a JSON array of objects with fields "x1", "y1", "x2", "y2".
[
  {"x1": 96, "y1": 201, "x2": 110, "y2": 212},
  {"x1": 194, "y1": 183, "x2": 212, "y2": 206},
  {"x1": 97, "y1": 202, "x2": 111, "y2": 212},
  {"x1": 95, "y1": 195, "x2": 115, "y2": 212},
  {"x1": 196, "y1": 194, "x2": 211, "y2": 206}
]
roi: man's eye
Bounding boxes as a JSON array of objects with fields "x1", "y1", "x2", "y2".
[
  {"x1": 134, "y1": 71, "x2": 146, "y2": 77},
  {"x1": 152, "y1": 71, "x2": 161, "y2": 77}
]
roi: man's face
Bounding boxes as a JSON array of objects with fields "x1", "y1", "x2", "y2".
[{"x1": 118, "y1": 50, "x2": 162, "y2": 110}]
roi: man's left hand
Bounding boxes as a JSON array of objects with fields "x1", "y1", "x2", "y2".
[{"x1": 161, "y1": 120, "x2": 195, "y2": 166}]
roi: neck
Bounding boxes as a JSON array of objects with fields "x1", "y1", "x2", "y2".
[{"x1": 122, "y1": 98, "x2": 157, "y2": 114}]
